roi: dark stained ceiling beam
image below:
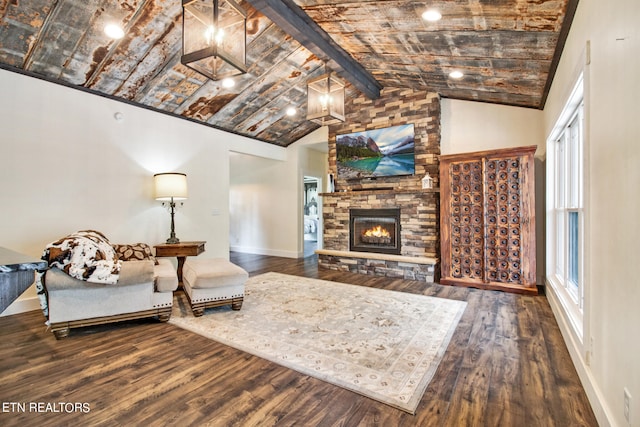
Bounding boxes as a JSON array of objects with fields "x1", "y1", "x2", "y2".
[
  {"x1": 246, "y1": 0, "x2": 382, "y2": 99},
  {"x1": 538, "y1": 0, "x2": 580, "y2": 109}
]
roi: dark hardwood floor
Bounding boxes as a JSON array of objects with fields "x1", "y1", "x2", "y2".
[{"x1": 0, "y1": 253, "x2": 597, "y2": 426}]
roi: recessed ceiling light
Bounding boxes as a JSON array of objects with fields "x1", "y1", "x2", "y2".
[
  {"x1": 449, "y1": 70, "x2": 464, "y2": 79},
  {"x1": 422, "y1": 9, "x2": 442, "y2": 22},
  {"x1": 222, "y1": 78, "x2": 235, "y2": 88},
  {"x1": 104, "y1": 23, "x2": 124, "y2": 40},
  {"x1": 286, "y1": 107, "x2": 297, "y2": 117}
]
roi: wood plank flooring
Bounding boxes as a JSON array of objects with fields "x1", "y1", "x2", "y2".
[{"x1": 0, "y1": 253, "x2": 597, "y2": 426}]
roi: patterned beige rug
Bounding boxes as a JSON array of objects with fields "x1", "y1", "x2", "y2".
[{"x1": 169, "y1": 272, "x2": 466, "y2": 414}]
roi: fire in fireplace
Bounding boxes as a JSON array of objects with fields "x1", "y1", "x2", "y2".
[
  {"x1": 362, "y1": 225, "x2": 392, "y2": 245},
  {"x1": 350, "y1": 208, "x2": 401, "y2": 255}
]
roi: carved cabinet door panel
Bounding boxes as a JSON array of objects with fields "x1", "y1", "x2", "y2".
[{"x1": 440, "y1": 146, "x2": 537, "y2": 294}]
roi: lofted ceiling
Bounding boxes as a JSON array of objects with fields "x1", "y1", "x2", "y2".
[{"x1": 0, "y1": 0, "x2": 575, "y2": 147}]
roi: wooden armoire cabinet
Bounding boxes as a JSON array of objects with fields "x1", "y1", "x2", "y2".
[{"x1": 439, "y1": 146, "x2": 537, "y2": 294}]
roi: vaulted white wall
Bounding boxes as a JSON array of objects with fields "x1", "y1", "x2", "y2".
[
  {"x1": 542, "y1": 0, "x2": 640, "y2": 425},
  {"x1": 0, "y1": 69, "x2": 285, "y2": 314},
  {"x1": 441, "y1": 99, "x2": 545, "y2": 156}
]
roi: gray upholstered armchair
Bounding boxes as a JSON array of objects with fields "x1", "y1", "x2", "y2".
[
  {"x1": 37, "y1": 232, "x2": 178, "y2": 339},
  {"x1": 45, "y1": 257, "x2": 178, "y2": 339}
]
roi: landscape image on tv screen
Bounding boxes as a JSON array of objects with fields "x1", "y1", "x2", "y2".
[{"x1": 336, "y1": 124, "x2": 415, "y2": 179}]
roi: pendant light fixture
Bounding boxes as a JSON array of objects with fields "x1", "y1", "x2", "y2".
[
  {"x1": 181, "y1": 0, "x2": 247, "y2": 80},
  {"x1": 306, "y1": 65, "x2": 345, "y2": 125}
]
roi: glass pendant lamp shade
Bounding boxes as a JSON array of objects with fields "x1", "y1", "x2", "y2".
[
  {"x1": 306, "y1": 71, "x2": 345, "y2": 125},
  {"x1": 181, "y1": 0, "x2": 247, "y2": 80}
]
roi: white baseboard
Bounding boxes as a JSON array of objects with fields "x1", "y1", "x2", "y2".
[
  {"x1": 546, "y1": 285, "x2": 615, "y2": 427},
  {"x1": 1, "y1": 296, "x2": 40, "y2": 317},
  {"x1": 229, "y1": 245, "x2": 301, "y2": 259}
]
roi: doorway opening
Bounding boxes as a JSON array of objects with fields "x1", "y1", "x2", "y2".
[{"x1": 303, "y1": 176, "x2": 320, "y2": 257}]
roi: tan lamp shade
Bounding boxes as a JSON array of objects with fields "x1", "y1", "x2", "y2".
[{"x1": 154, "y1": 173, "x2": 188, "y2": 201}]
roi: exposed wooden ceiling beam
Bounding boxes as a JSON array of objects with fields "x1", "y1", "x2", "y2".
[{"x1": 246, "y1": 0, "x2": 382, "y2": 99}]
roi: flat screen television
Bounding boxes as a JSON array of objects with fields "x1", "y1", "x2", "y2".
[{"x1": 336, "y1": 124, "x2": 415, "y2": 180}]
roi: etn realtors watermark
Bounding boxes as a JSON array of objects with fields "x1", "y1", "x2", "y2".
[{"x1": 2, "y1": 402, "x2": 91, "y2": 413}]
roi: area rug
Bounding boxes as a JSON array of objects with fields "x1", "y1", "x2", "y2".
[{"x1": 169, "y1": 272, "x2": 467, "y2": 414}]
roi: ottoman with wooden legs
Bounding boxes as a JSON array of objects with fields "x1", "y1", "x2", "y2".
[{"x1": 181, "y1": 258, "x2": 248, "y2": 317}]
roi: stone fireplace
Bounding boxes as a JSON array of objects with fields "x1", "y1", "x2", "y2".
[
  {"x1": 350, "y1": 208, "x2": 401, "y2": 255},
  {"x1": 316, "y1": 88, "x2": 441, "y2": 283},
  {"x1": 318, "y1": 189, "x2": 439, "y2": 282}
]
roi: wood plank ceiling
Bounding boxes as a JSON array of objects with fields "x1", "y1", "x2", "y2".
[{"x1": 0, "y1": 0, "x2": 575, "y2": 147}]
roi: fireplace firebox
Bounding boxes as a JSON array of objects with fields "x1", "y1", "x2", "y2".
[{"x1": 350, "y1": 208, "x2": 401, "y2": 255}]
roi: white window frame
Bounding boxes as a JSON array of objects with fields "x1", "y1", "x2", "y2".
[{"x1": 546, "y1": 73, "x2": 585, "y2": 338}]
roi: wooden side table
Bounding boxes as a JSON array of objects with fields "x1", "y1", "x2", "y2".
[{"x1": 154, "y1": 241, "x2": 205, "y2": 283}]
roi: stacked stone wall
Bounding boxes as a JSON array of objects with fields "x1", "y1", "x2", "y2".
[{"x1": 319, "y1": 88, "x2": 441, "y2": 282}]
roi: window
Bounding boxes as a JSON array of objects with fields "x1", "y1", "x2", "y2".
[{"x1": 546, "y1": 74, "x2": 585, "y2": 335}]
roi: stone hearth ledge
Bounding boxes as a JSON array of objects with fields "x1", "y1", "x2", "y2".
[
  {"x1": 315, "y1": 249, "x2": 438, "y2": 283},
  {"x1": 316, "y1": 249, "x2": 436, "y2": 265}
]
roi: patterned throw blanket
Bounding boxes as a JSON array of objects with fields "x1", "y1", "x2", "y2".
[{"x1": 35, "y1": 230, "x2": 122, "y2": 321}]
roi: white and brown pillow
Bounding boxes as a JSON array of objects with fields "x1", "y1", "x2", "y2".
[{"x1": 113, "y1": 243, "x2": 158, "y2": 264}]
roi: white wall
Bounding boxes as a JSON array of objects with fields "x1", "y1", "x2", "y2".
[
  {"x1": 441, "y1": 99, "x2": 545, "y2": 156},
  {"x1": 0, "y1": 69, "x2": 284, "y2": 314},
  {"x1": 229, "y1": 127, "x2": 328, "y2": 258},
  {"x1": 229, "y1": 151, "x2": 299, "y2": 257},
  {"x1": 543, "y1": 0, "x2": 640, "y2": 426}
]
